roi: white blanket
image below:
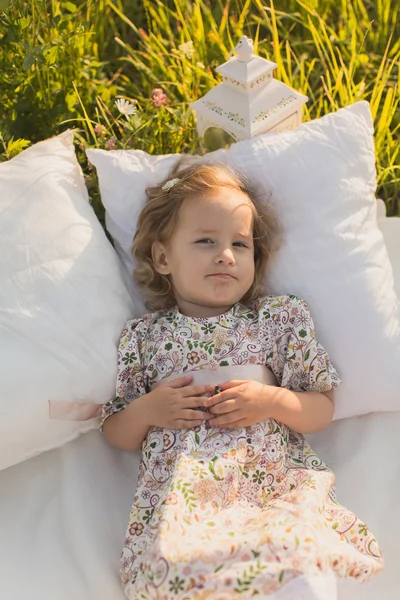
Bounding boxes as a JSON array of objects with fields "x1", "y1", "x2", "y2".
[{"x1": 0, "y1": 411, "x2": 398, "y2": 599}]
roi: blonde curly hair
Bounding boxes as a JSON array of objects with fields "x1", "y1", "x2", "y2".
[{"x1": 132, "y1": 156, "x2": 281, "y2": 312}]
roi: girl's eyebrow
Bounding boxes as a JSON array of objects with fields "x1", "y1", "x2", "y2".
[{"x1": 194, "y1": 228, "x2": 251, "y2": 238}]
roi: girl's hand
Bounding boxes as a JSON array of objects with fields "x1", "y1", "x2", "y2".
[
  {"x1": 204, "y1": 380, "x2": 277, "y2": 428},
  {"x1": 146, "y1": 376, "x2": 214, "y2": 429}
]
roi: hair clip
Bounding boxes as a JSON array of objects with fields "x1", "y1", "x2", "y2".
[{"x1": 162, "y1": 177, "x2": 180, "y2": 192}]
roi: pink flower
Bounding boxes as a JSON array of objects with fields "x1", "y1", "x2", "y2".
[
  {"x1": 151, "y1": 87, "x2": 168, "y2": 108},
  {"x1": 167, "y1": 492, "x2": 178, "y2": 505},
  {"x1": 105, "y1": 136, "x2": 117, "y2": 150},
  {"x1": 94, "y1": 124, "x2": 106, "y2": 136}
]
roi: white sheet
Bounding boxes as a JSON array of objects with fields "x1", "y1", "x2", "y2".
[{"x1": 0, "y1": 411, "x2": 398, "y2": 600}]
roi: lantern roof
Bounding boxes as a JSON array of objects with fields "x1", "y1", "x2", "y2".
[{"x1": 216, "y1": 54, "x2": 277, "y2": 87}]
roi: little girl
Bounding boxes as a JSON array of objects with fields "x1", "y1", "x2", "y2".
[{"x1": 101, "y1": 159, "x2": 383, "y2": 599}]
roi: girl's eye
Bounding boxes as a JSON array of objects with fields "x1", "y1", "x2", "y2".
[{"x1": 195, "y1": 239, "x2": 249, "y2": 248}]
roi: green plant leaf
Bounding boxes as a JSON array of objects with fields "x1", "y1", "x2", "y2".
[
  {"x1": 65, "y1": 90, "x2": 77, "y2": 112},
  {"x1": 0, "y1": 27, "x2": 19, "y2": 45},
  {"x1": 44, "y1": 46, "x2": 58, "y2": 65},
  {"x1": 16, "y1": 17, "x2": 30, "y2": 30},
  {"x1": 2, "y1": 137, "x2": 31, "y2": 159},
  {"x1": 22, "y1": 52, "x2": 35, "y2": 71},
  {"x1": 62, "y1": 1, "x2": 78, "y2": 13}
]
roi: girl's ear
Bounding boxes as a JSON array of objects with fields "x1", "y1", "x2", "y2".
[{"x1": 152, "y1": 242, "x2": 171, "y2": 275}]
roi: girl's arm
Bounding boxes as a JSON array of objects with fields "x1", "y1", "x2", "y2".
[
  {"x1": 269, "y1": 387, "x2": 334, "y2": 433},
  {"x1": 267, "y1": 295, "x2": 339, "y2": 432},
  {"x1": 102, "y1": 393, "x2": 151, "y2": 451}
]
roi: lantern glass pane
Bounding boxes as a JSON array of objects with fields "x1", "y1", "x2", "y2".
[{"x1": 202, "y1": 127, "x2": 236, "y2": 152}]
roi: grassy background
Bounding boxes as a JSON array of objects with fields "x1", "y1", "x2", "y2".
[{"x1": 0, "y1": 0, "x2": 399, "y2": 221}]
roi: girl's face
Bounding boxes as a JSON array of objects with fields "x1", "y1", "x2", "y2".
[{"x1": 153, "y1": 187, "x2": 255, "y2": 318}]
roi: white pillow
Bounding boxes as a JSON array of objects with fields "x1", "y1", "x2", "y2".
[
  {"x1": 87, "y1": 102, "x2": 400, "y2": 422},
  {"x1": 377, "y1": 205, "x2": 400, "y2": 298},
  {"x1": 0, "y1": 131, "x2": 133, "y2": 471}
]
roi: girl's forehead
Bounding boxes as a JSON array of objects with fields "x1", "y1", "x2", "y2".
[
  {"x1": 178, "y1": 193, "x2": 254, "y2": 235},
  {"x1": 182, "y1": 199, "x2": 252, "y2": 222},
  {"x1": 180, "y1": 188, "x2": 253, "y2": 217}
]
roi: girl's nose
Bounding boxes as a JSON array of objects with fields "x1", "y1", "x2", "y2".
[{"x1": 216, "y1": 247, "x2": 235, "y2": 264}]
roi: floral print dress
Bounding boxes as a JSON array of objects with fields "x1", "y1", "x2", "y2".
[{"x1": 101, "y1": 295, "x2": 383, "y2": 599}]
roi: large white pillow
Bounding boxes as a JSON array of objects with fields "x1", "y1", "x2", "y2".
[
  {"x1": 0, "y1": 131, "x2": 133, "y2": 471},
  {"x1": 88, "y1": 101, "x2": 400, "y2": 422}
]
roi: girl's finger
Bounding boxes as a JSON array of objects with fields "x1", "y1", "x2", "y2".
[
  {"x1": 163, "y1": 376, "x2": 193, "y2": 388},
  {"x1": 204, "y1": 389, "x2": 234, "y2": 408},
  {"x1": 209, "y1": 410, "x2": 242, "y2": 427},
  {"x1": 182, "y1": 409, "x2": 213, "y2": 420},
  {"x1": 218, "y1": 380, "x2": 245, "y2": 390},
  {"x1": 182, "y1": 384, "x2": 215, "y2": 397},
  {"x1": 185, "y1": 396, "x2": 215, "y2": 408},
  {"x1": 209, "y1": 399, "x2": 237, "y2": 415}
]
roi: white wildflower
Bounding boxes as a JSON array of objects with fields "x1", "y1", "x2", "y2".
[
  {"x1": 115, "y1": 99, "x2": 137, "y2": 120},
  {"x1": 196, "y1": 61, "x2": 205, "y2": 69},
  {"x1": 178, "y1": 40, "x2": 195, "y2": 58}
]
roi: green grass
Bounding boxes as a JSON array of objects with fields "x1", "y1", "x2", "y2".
[{"x1": 0, "y1": 0, "x2": 399, "y2": 218}]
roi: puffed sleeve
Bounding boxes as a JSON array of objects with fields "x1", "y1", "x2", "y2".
[
  {"x1": 100, "y1": 318, "x2": 148, "y2": 432},
  {"x1": 267, "y1": 295, "x2": 341, "y2": 393}
]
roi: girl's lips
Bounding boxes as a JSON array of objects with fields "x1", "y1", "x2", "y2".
[{"x1": 208, "y1": 273, "x2": 235, "y2": 279}]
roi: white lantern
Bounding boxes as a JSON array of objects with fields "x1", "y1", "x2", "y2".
[{"x1": 191, "y1": 36, "x2": 308, "y2": 148}]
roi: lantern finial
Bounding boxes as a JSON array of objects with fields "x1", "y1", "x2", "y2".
[{"x1": 228, "y1": 36, "x2": 254, "y2": 62}]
